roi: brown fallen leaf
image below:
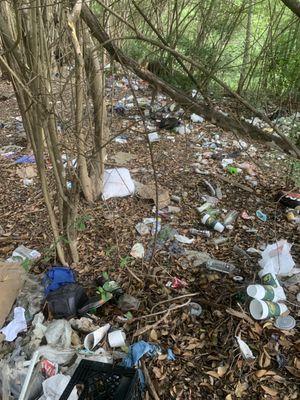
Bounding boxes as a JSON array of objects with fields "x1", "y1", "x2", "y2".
[
  {"x1": 235, "y1": 381, "x2": 248, "y2": 398},
  {"x1": 226, "y1": 308, "x2": 255, "y2": 325},
  {"x1": 149, "y1": 329, "x2": 158, "y2": 341},
  {"x1": 285, "y1": 366, "x2": 300, "y2": 378},
  {"x1": 255, "y1": 369, "x2": 268, "y2": 378},
  {"x1": 217, "y1": 364, "x2": 229, "y2": 378},
  {"x1": 207, "y1": 371, "x2": 220, "y2": 379},
  {"x1": 261, "y1": 385, "x2": 278, "y2": 396},
  {"x1": 259, "y1": 348, "x2": 271, "y2": 368}
]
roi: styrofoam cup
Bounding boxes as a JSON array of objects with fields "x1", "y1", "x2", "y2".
[
  {"x1": 249, "y1": 299, "x2": 288, "y2": 320},
  {"x1": 108, "y1": 330, "x2": 126, "y2": 347}
]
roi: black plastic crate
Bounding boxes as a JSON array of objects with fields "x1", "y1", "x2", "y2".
[{"x1": 59, "y1": 360, "x2": 143, "y2": 400}]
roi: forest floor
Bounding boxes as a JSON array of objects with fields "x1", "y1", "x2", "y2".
[{"x1": 0, "y1": 75, "x2": 299, "y2": 400}]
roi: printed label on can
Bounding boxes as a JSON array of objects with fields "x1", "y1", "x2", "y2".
[
  {"x1": 265, "y1": 301, "x2": 281, "y2": 317},
  {"x1": 262, "y1": 285, "x2": 275, "y2": 301},
  {"x1": 261, "y1": 273, "x2": 278, "y2": 288}
]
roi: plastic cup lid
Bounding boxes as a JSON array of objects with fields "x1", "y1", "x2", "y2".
[
  {"x1": 189, "y1": 302, "x2": 202, "y2": 317},
  {"x1": 233, "y1": 276, "x2": 244, "y2": 282},
  {"x1": 274, "y1": 315, "x2": 296, "y2": 330}
]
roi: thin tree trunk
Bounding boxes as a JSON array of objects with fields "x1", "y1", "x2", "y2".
[{"x1": 281, "y1": 0, "x2": 300, "y2": 17}]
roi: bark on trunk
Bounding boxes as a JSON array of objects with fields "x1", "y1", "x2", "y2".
[{"x1": 281, "y1": 0, "x2": 300, "y2": 17}]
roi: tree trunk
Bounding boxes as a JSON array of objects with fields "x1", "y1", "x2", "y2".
[
  {"x1": 237, "y1": 1, "x2": 253, "y2": 94},
  {"x1": 281, "y1": 0, "x2": 300, "y2": 17}
]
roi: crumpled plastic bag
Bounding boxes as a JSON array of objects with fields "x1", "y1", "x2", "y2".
[
  {"x1": 102, "y1": 168, "x2": 135, "y2": 200},
  {"x1": 259, "y1": 240, "x2": 295, "y2": 276},
  {"x1": 39, "y1": 374, "x2": 78, "y2": 400},
  {"x1": 45, "y1": 320, "x2": 72, "y2": 349}
]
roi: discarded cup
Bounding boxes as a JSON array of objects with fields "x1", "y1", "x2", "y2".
[
  {"x1": 274, "y1": 315, "x2": 296, "y2": 330},
  {"x1": 108, "y1": 330, "x2": 126, "y2": 347},
  {"x1": 189, "y1": 302, "x2": 202, "y2": 317},
  {"x1": 201, "y1": 214, "x2": 224, "y2": 233},
  {"x1": 247, "y1": 284, "x2": 286, "y2": 302},
  {"x1": 84, "y1": 323, "x2": 111, "y2": 351},
  {"x1": 249, "y1": 299, "x2": 288, "y2": 320}
]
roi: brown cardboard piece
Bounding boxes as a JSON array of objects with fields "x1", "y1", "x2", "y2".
[{"x1": 0, "y1": 262, "x2": 26, "y2": 329}]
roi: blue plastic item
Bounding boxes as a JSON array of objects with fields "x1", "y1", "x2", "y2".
[
  {"x1": 43, "y1": 266, "x2": 76, "y2": 295},
  {"x1": 15, "y1": 154, "x2": 36, "y2": 164}
]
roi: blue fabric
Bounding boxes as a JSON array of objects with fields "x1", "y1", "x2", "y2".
[
  {"x1": 122, "y1": 341, "x2": 160, "y2": 368},
  {"x1": 167, "y1": 348, "x2": 176, "y2": 361},
  {"x1": 15, "y1": 155, "x2": 36, "y2": 164},
  {"x1": 43, "y1": 266, "x2": 76, "y2": 295}
]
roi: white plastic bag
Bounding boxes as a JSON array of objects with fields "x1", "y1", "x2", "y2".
[
  {"x1": 45, "y1": 320, "x2": 72, "y2": 349},
  {"x1": 102, "y1": 168, "x2": 135, "y2": 200},
  {"x1": 42, "y1": 374, "x2": 78, "y2": 400},
  {"x1": 259, "y1": 240, "x2": 295, "y2": 276}
]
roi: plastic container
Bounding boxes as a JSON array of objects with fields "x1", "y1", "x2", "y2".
[
  {"x1": 258, "y1": 265, "x2": 280, "y2": 288},
  {"x1": 201, "y1": 214, "x2": 224, "y2": 233},
  {"x1": 59, "y1": 360, "x2": 143, "y2": 400},
  {"x1": 189, "y1": 228, "x2": 211, "y2": 238},
  {"x1": 12, "y1": 245, "x2": 41, "y2": 261},
  {"x1": 247, "y1": 284, "x2": 286, "y2": 301},
  {"x1": 223, "y1": 210, "x2": 239, "y2": 226},
  {"x1": 249, "y1": 299, "x2": 288, "y2": 320},
  {"x1": 108, "y1": 330, "x2": 126, "y2": 348},
  {"x1": 205, "y1": 259, "x2": 235, "y2": 274}
]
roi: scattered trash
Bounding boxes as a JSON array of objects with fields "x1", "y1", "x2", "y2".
[
  {"x1": 0, "y1": 307, "x2": 27, "y2": 341},
  {"x1": 84, "y1": 323, "x2": 110, "y2": 351},
  {"x1": 249, "y1": 299, "x2": 288, "y2": 320},
  {"x1": 114, "y1": 135, "x2": 128, "y2": 144},
  {"x1": 241, "y1": 210, "x2": 252, "y2": 220},
  {"x1": 59, "y1": 360, "x2": 142, "y2": 400},
  {"x1": 166, "y1": 277, "x2": 188, "y2": 289},
  {"x1": 148, "y1": 132, "x2": 160, "y2": 142},
  {"x1": 122, "y1": 340, "x2": 160, "y2": 368},
  {"x1": 274, "y1": 315, "x2": 296, "y2": 330},
  {"x1": 117, "y1": 294, "x2": 140, "y2": 312},
  {"x1": 174, "y1": 125, "x2": 191, "y2": 135},
  {"x1": 189, "y1": 302, "x2": 202, "y2": 317},
  {"x1": 247, "y1": 284, "x2": 286, "y2": 302},
  {"x1": 256, "y1": 209, "x2": 268, "y2": 222},
  {"x1": 191, "y1": 113, "x2": 204, "y2": 123},
  {"x1": 223, "y1": 210, "x2": 239, "y2": 227},
  {"x1": 235, "y1": 336, "x2": 255, "y2": 360},
  {"x1": 205, "y1": 259, "x2": 236, "y2": 274},
  {"x1": 167, "y1": 348, "x2": 176, "y2": 361},
  {"x1": 41, "y1": 373, "x2": 78, "y2": 400},
  {"x1": 135, "y1": 222, "x2": 151, "y2": 236},
  {"x1": 0, "y1": 262, "x2": 25, "y2": 329},
  {"x1": 9, "y1": 244, "x2": 41, "y2": 263},
  {"x1": 259, "y1": 240, "x2": 295, "y2": 276},
  {"x1": 44, "y1": 283, "x2": 88, "y2": 319},
  {"x1": 43, "y1": 266, "x2": 76, "y2": 295},
  {"x1": 275, "y1": 191, "x2": 300, "y2": 208},
  {"x1": 130, "y1": 243, "x2": 145, "y2": 258},
  {"x1": 15, "y1": 154, "x2": 36, "y2": 164},
  {"x1": 158, "y1": 117, "x2": 181, "y2": 130},
  {"x1": 174, "y1": 234, "x2": 194, "y2": 244},
  {"x1": 189, "y1": 228, "x2": 211, "y2": 238},
  {"x1": 102, "y1": 168, "x2": 135, "y2": 200},
  {"x1": 201, "y1": 213, "x2": 225, "y2": 233},
  {"x1": 227, "y1": 166, "x2": 238, "y2": 175},
  {"x1": 108, "y1": 330, "x2": 126, "y2": 347}
]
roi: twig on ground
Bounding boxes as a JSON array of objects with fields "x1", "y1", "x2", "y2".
[{"x1": 141, "y1": 360, "x2": 161, "y2": 400}]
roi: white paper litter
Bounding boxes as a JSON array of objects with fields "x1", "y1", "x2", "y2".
[
  {"x1": 191, "y1": 113, "x2": 204, "y2": 123},
  {"x1": 259, "y1": 240, "x2": 295, "y2": 276},
  {"x1": 102, "y1": 168, "x2": 135, "y2": 200},
  {"x1": 130, "y1": 243, "x2": 145, "y2": 258},
  {"x1": 1, "y1": 307, "x2": 27, "y2": 341},
  {"x1": 41, "y1": 374, "x2": 78, "y2": 400},
  {"x1": 235, "y1": 336, "x2": 255, "y2": 360},
  {"x1": 174, "y1": 234, "x2": 194, "y2": 244}
]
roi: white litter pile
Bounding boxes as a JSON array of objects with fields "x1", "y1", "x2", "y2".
[{"x1": 102, "y1": 168, "x2": 135, "y2": 200}]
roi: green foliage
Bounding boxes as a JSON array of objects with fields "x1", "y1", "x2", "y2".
[
  {"x1": 290, "y1": 160, "x2": 300, "y2": 188},
  {"x1": 74, "y1": 214, "x2": 92, "y2": 231},
  {"x1": 119, "y1": 255, "x2": 132, "y2": 269}
]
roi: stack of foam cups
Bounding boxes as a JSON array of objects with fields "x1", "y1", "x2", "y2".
[{"x1": 248, "y1": 265, "x2": 287, "y2": 320}]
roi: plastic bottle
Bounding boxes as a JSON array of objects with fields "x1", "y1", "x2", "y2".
[
  {"x1": 201, "y1": 214, "x2": 224, "y2": 233},
  {"x1": 189, "y1": 228, "x2": 211, "y2": 238},
  {"x1": 205, "y1": 259, "x2": 235, "y2": 274},
  {"x1": 223, "y1": 210, "x2": 239, "y2": 226}
]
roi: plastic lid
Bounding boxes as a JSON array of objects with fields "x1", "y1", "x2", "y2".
[{"x1": 274, "y1": 315, "x2": 296, "y2": 330}]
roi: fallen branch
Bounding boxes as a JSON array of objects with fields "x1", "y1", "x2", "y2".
[
  {"x1": 151, "y1": 292, "x2": 200, "y2": 312},
  {"x1": 141, "y1": 360, "x2": 161, "y2": 400}
]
